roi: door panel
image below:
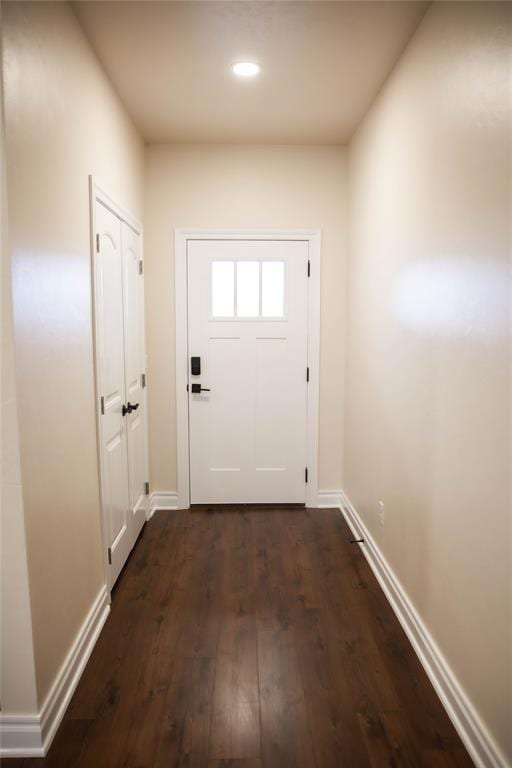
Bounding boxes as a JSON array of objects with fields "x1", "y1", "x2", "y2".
[
  {"x1": 121, "y1": 222, "x2": 147, "y2": 542},
  {"x1": 95, "y1": 202, "x2": 131, "y2": 585},
  {"x1": 187, "y1": 239, "x2": 308, "y2": 504},
  {"x1": 255, "y1": 337, "x2": 290, "y2": 468},
  {"x1": 208, "y1": 336, "x2": 247, "y2": 468}
]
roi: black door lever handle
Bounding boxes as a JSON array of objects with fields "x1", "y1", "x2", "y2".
[
  {"x1": 191, "y1": 384, "x2": 210, "y2": 394},
  {"x1": 122, "y1": 402, "x2": 140, "y2": 416}
]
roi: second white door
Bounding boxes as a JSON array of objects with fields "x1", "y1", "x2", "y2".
[
  {"x1": 94, "y1": 197, "x2": 148, "y2": 588},
  {"x1": 187, "y1": 239, "x2": 309, "y2": 504}
]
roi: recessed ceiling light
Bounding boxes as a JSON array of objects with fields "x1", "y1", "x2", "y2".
[{"x1": 232, "y1": 62, "x2": 261, "y2": 78}]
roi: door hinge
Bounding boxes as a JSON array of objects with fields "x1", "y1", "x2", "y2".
[
  {"x1": 144, "y1": 481, "x2": 150, "y2": 496},
  {"x1": 141, "y1": 372, "x2": 146, "y2": 388},
  {"x1": 138, "y1": 260, "x2": 143, "y2": 275},
  {"x1": 100, "y1": 396, "x2": 105, "y2": 415},
  {"x1": 306, "y1": 366, "x2": 310, "y2": 382},
  {"x1": 96, "y1": 233, "x2": 100, "y2": 253},
  {"x1": 305, "y1": 467, "x2": 308, "y2": 483},
  {"x1": 307, "y1": 259, "x2": 311, "y2": 277},
  {"x1": 107, "y1": 547, "x2": 112, "y2": 565}
]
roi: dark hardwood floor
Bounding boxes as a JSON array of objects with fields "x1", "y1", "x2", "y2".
[{"x1": 10, "y1": 507, "x2": 473, "y2": 767}]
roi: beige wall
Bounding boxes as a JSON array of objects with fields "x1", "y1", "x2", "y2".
[
  {"x1": 3, "y1": 1, "x2": 145, "y2": 706},
  {"x1": 144, "y1": 144, "x2": 347, "y2": 494},
  {"x1": 1, "y1": 8, "x2": 38, "y2": 713},
  {"x1": 346, "y1": 2, "x2": 511, "y2": 762},
  {"x1": 1, "y1": 167, "x2": 38, "y2": 716}
]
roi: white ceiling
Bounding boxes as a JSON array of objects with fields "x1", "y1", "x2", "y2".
[{"x1": 74, "y1": 1, "x2": 428, "y2": 144}]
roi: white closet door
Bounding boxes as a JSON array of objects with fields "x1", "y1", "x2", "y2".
[
  {"x1": 121, "y1": 222, "x2": 147, "y2": 543},
  {"x1": 95, "y1": 201, "x2": 131, "y2": 586}
]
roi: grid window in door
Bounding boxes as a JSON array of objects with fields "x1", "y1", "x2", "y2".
[
  {"x1": 211, "y1": 260, "x2": 286, "y2": 319},
  {"x1": 262, "y1": 261, "x2": 285, "y2": 316},
  {"x1": 211, "y1": 261, "x2": 235, "y2": 317}
]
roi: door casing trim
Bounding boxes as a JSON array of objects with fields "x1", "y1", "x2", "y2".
[{"x1": 174, "y1": 228, "x2": 321, "y2": 509}]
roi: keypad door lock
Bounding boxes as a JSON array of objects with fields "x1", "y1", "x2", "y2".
[{"x1": 191, "y1": 356, "x2": 201, "y2": 376}]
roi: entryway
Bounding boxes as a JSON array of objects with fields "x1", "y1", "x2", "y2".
[{"x1": 175, "y1": 230, "x2": 321, "y2": 508}]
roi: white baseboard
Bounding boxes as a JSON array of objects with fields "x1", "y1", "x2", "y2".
[
  {"x1": 150, "y1": 491, "x2": 335, "y2": 513},
  {"x1": 0, "y1": 585, "x2": 110, "y2": 758},
  {"x1": 39, "y1": 585, "x2": 110, "y2": 753},
  {"x1": 149, "y1": 491, "x2": 178, "y2": 518},
  {"x1": 0, "y1": 714, "x2": 43, "y2": 757},
  {"x1": 317, "y1": 489, "x2": 344, "y2": 508},
  {"x1": 339, "y1": 489, "x2": 507, "y2": 768}
]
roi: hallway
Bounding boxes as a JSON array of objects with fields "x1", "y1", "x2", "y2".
[
  {"x1": 2, "y1": 1, "x2": 511, "y2": 763},
  {"x1": 11, "y1": 508, "x2": 472, "y2": 767}
]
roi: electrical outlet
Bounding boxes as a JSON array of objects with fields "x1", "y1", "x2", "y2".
[{"x1": 378, "y1": 500, "x2": 385, "y2": 526}]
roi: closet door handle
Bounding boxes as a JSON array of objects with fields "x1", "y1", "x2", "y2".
[{"x1": 122, "y1": 402, "x2": 139, "y2": 416}]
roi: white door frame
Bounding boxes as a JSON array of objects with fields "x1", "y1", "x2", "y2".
[
  {"x1": 89, "y1": 176, "x2": 147, "y2": 597},
  {"x1": 175, "y1": 228, "x2": 321, "y2": 509}
]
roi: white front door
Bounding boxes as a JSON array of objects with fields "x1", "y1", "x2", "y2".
[
  {"x1": 95, "y1": 201, "x2": 132, "y2": 585},
  {"x1": 187, "y1": 239, "x2": 309, "y2": 504}
]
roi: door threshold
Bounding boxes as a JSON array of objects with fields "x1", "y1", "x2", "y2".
[{"x1": 190, "y1": 502, "x2": 306, "y2": 511}]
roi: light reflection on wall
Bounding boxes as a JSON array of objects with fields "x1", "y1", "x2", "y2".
[
  {"x1": 392, "y1": 259, "x2": 512, "y2": 340},
  {"x1": 12, "y1": 248, "x2": 91, "y2": 339}
]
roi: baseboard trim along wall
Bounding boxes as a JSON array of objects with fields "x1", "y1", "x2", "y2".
[
  {"x1": 152, "y1": 491, "x2": 330, "y2": 512},
  {"x1": 320, "y1": 489, "x2": 506, "y2": 768},
  {"x1": 317, "y1": 489, "x2": 344, "y2": 508},
  {"x1": 148, "y1": 491, "x2": 179, "y2": 518},
  {"x1": 0, "y1": 585, "x2": 110, "y2": 758},
  {"x1": 0, "y1": 714, "x2": 43, "y2": 757}
]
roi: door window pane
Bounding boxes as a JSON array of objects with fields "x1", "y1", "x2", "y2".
[
  {"x1": 212, "y1": 261, "x2": 235, "y2": 317},
  {"x1": 262, "y1": 261, "x2": 285, "y2": 316},
  {"x1": 236, "y1": 261, "x2": 260, "y2": 317}
]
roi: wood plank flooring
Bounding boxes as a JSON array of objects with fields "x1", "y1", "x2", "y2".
[{"x1": 10, "y1": 508, "x2": 474, "y2": 767}]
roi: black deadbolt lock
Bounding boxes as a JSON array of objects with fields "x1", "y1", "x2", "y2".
[{"x1": 191, "y1": 356, "x2": 201, "y2": 376}]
